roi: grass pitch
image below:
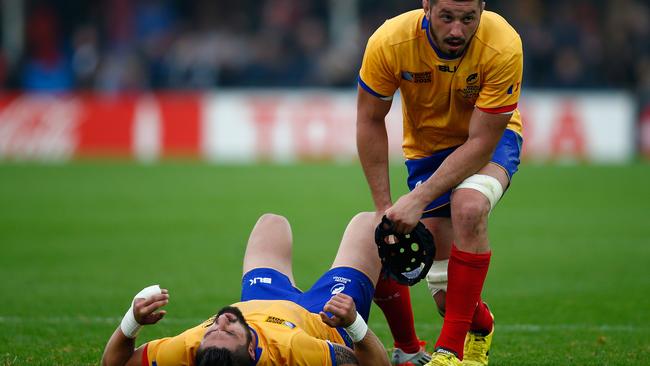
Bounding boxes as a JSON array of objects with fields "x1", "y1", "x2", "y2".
[{"x1": 0, "y1": 161, "x2": 649, "y2": 365}]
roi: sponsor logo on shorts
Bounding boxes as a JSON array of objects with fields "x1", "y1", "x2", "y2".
[
  {"x1": 333, "y1": 276, "x2": 351, "y2": 283},
  {"x1": 330, "y1": 276, "x2": 351, "y2": 294},
  {"x1": 249, "y1": 277, "x2": 272, "y2": 286},
  {"x1": 330, "y1": 283, "x2": 346, "y2": 295}
]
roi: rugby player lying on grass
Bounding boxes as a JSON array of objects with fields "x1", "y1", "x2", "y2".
[{"x1": 101, "y1": 212, "x2": 390, "y2": 366}]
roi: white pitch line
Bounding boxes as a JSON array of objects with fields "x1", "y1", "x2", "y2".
[
  {"x1": 0, "y1": 316, "x2": 193, "y2": 325},
  {"x1": 370, "y1": 322, "x2": 650, "y2": 333},
  {"x1": 0, "y1": 316, "x2": 648, "y2": 333}
]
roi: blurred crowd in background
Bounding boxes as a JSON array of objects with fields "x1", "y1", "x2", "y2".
[{"x1": 0, "y1": 0, "x2": 648, "y2": 94}]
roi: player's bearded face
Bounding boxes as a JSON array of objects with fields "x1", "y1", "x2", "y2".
[
  {"x1": 200, "y1": 306, "x2": 253, "y2": 350},
  {"x1": 426, "y1": 0, "x2": 483, "y2": 57}
]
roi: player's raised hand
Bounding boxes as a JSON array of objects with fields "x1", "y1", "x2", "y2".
[
  {"x1": 319, "y1": 293, "x2": 357, "y2": 328},
  {"x1": 133, "y1": 288, "x2": 169, "y2": 325},
  {"x1": 120, "y1": 285, "x2": 167, "y2": 338},
  {"x1": 385, "y1": 191, "x2": 428, "y2": 233}
]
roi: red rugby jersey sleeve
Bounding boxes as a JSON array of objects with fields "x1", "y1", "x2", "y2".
[
  {"x1": 358, "y1": 31, "x2": 400, "y2": 99},
  {"x1": 476, "y1": 36, "x2": 523, "y2": 114}
]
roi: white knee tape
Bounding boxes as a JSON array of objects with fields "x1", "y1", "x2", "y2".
[
  {"x1": 426, "y1": 259, "x2": 448, "y2": 297},
  {"x1": 454, "y1": 174, "x2": 504, "y2": 211}
]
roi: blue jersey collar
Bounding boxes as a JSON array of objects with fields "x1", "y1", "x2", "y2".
[{"x1": 250, "y1": 326, "x2": 262, "y2": 365}]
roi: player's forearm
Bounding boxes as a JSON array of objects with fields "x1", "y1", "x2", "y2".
[
  {"x1": 353, "y1": 328, "x2": 391, "y2": 366},
  {"x1": 357, "y1": 117, "x2": 392, "y2": 211},
  {"x1": 412, "y1": 107, "x2": 510, "y2": 205},
  {"x1": 415, "y1": 135, "x2": 495, "y2": 204},
  {"x1": 101, "y1": 327, "x2": 136, "y2": 366}
]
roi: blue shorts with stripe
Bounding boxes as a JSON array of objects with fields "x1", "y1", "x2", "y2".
[
  {"x1": 406, "y1": 129, "x2": 523, "y2": 218},
  {"x1": 241, "y1": 267, "x2": 375, "y2": 347}
]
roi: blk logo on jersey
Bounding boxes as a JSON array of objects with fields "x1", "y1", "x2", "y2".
[{"x1": 438, "y1": 65, "x2": 458, "y2": 73}]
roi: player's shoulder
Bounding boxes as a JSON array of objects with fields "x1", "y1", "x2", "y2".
[
  {"x1": 369, "y1": 9, "x2": 424, "y2": 47},
  {"x1": 474, "y1": 11, "x2": 522, "y2": 55}
]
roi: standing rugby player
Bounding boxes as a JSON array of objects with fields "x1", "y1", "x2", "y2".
[{"x1": 357, "y1": 1, "x2": 523, "y2": 365}]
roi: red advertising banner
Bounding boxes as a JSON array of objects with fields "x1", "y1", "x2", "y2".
[
  {"x1": 76, "y1": 94, "x2": 136, "y2": 156},
  {"x1": 0, "y1": 93, "x2": 201, "y2": 160}
]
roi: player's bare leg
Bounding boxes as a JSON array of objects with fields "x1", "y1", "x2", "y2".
[
  {"x1": 453, "y1": 163, "x2": 509, "y2": 250},
  {"x1": 242, "y1": 213, "x2": 296, "y2": 285},
  {"x1": 433, "y1": 163, "x2": 508, "y2": 364},
  {"x1": 331, "y1": 212, "x2": 382, "y2": 285}
]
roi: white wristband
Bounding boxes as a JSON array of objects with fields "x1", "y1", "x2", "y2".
[
  {"x1": 344, "y1": 312, "x2": 368, "y2": 343},
  {"x1": 120, "y1": 285, "x2": 161, "y2": 338}
]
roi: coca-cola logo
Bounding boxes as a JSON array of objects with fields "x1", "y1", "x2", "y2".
[{"x1": 0, "y1": 95, "x2": 83, "y2": 160}]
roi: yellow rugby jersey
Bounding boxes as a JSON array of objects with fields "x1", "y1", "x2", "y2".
[
  {"x1": 359, "y1": 10, "x2": 523, "y2": 159},
  {"x1": 143, "y1": 300, "x2": 346, "y2": 366}
]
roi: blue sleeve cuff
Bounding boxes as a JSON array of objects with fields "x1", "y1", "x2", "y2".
[
  {"x1": 357, "y1": 76, "x2": 393, "y2": 101},
  {"x1": 327, "y1": 341, "x2": 337, "y2": 365}
]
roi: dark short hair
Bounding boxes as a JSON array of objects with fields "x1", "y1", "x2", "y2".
[{"x1": 195, "y1": 346, "x2": 253, "y2": 366}]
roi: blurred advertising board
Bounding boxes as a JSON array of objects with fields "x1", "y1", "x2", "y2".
[
  {"x1": 0, "y1": 90, "x2": 637, "y2": 163},
  {"x1": 0, "y1": 93, "x2": 201, "y2": 161},
  {"x1": 518, "y1": 91, "x2": 636, "y2": 163}
]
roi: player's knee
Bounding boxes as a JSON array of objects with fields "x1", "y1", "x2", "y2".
[
  {"x1": 451, "y1": 197, "x2": 490, "y2": 226},
  {"x1": 255, "y1": 213, "x2": 290, "y2": 230},
  {"x1": 453, "y1": 174, "x2": 504, "y2": 213},
  {"x1": 349, "y1": 212, "x2": 377, "y2": 227}
]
